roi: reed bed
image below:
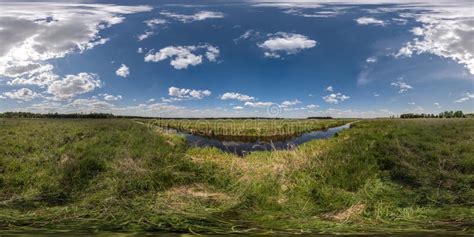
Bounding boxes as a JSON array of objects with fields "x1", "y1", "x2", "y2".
[{"x1": 147, "y1": 118, "x2": 353, "y2": 139}]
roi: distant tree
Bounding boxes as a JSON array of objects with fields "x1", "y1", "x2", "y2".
[{"x1": 401, "y1": 110, "x2": 466, "y2": 119}]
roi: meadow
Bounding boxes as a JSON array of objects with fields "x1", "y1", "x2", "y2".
[
  {"x1": 147, "y1": 118, "x2": 353, "y2": 141},
  {"x1": 0, "y1": 118, "x2": 473, "y2": 235}
]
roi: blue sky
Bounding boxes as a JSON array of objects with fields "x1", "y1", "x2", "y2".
[{"x1": 0, "y1": 0, "x2": 473, "y2": 117}]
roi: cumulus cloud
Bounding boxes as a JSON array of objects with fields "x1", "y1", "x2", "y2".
[
  {"x1": 244, "y1": 101, "x2": 273, "y2": 108},
  {"x1": 280, "y1": 99, "x2": 301, "y2": 107},
  {"x1": 322, "y1": 93, "x2": 350, "y2": 104},
  {"x1": 220, "y1": 92, "x2": 255, "y2": 102},
  {"x1": 258, "y1": 32, "x2": 316, "y2": 58},
  {"x1": 115, "y1": 64, "x2": 130, "y2": 77},
  {"x1": 355, "y1": 17, "x2": 385, "y2": 26},
  {"x1": 0, "y1": 2, "x2": 149, "y2": 102},
  {"x1": 2, "y1": 88, "x2": 41, "y2": 101},
  {"x1": 160, "y1": 11, "x2": 224, "y2": 23},
  {"x1": 233, "y1": 106, "x2": 244, "y2": 110},
  {"x1": 5, "y1": 63, "x2": 58, "y2": 87},
  {"x1": 366, "y1": 57, "x2": 377, "y2": 63},
  {"x1": 144, "y1": 18, "x2": 167, "y2": 27},
  {"x1": 168, "y1": 86, "x2": 211, "y2": 100},
  {"x1": 306, "y1": 104, "x2": 319, "y2": 109},
  {"x1": 390, "y1": 80, "x2": 413, "y2": 93},
  {"x1": 396, "y1": 18, "x2": 474, "y2": 75},
  {"x1": 0, "y1": 3, "x2": 150, "y2": 78},
  {"x1": 385, "y1": 2, "x2": 474, "y2": 75},
  {"x1": 47, "y1": 73, "x2": 101, "y2": 100},
  {"x1": 137, "y1": 18, "x2": 167, "y2": 41},
  {"x1": 23, "y1": 99, "x2": 187, "y2": 116},
  {"x1": 137, "y1": 31, "x2": 153, "y2": 41},
  {"x1": 453, "y1": 93, "x2": 474, "y2": 103},
  {"x1": 144, "y1": 45, "x2": 219, "y2": 69},
  {"x1": 100, "y1": 93, "x2": 122, "y2": 101},
  {"x1": 325, "y1": 86, "x2": 334, "y2": 92}
]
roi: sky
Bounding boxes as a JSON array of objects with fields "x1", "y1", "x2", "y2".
[{"x1": 0, "y1": 0, "x2": 473, "y2": 118}]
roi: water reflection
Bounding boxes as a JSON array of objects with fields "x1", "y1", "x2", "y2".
[{"x1": 179, "y1": 123, "x2": 351, "y2": 156}]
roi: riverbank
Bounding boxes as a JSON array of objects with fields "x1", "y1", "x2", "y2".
[
  {"x1": 146, "y1": 118, "x2": 353, "y2": 141},
  {"x1": 0, "y1": 118, "x2": 473, "y2": 234}
]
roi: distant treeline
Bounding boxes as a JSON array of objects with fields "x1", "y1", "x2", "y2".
[
  {"x1": 0, "y1": 112, "x2": 116, "y2": 119},
  {"x1": 1, "y1": 111, "x2": 471, "y2": 119},
  {"x1": 0, "y1": 112, "x2": 290, "y2": 120},
  {"x1": 307, "y1": 116, "x2": 333, "y2": 119},
  {"x1": 400, "y1": 111, "x2": 468, "y2": 119}
]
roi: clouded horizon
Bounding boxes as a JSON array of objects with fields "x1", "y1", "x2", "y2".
[{"x1": 0, "y1": 0, "x2": 473, "y2": 118}]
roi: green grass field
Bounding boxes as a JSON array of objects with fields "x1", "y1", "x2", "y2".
[
  {"x1": 0, "y1": 118, "x2": 473, "y2": 234},
  {"x1": 148, "y1": 118, "x2": 353, "y2": 140}
]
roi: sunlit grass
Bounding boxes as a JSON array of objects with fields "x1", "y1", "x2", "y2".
[
  {"x1": 0, "y1": 118, "x2": 473, "y2": 234},
  {"x1": 148, "y1": 118, "x2": 353, "y2": 140}
]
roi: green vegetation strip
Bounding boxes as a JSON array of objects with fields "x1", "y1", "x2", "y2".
[
  {"x1": 147, "y1": 118, "x2": 353, "y2": 140},
  {"x1": 0, "y1": 118, "x2": 473, "y2": 234}
]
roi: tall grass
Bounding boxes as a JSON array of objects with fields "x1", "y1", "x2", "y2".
[
  {"x1": 149, "y1": 118, "x2": 353, "y2": 139},
  {"x1": 0, "y1": 118, "x2": 472, "y2": 234}
]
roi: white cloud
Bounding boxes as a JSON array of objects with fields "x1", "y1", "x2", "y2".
[
  {"x1": 5, "y1": 63, "x2": 58, "y2": 87},
  {"x1": 390, "y1": 80, "x2": 413, "y2": 93},
  {"x1": 258, "y1": 32, "x2": 316, "y2": 58},
  {"x1": 23, "y1": 99, "x2": 188, "y2": 116},
  {"x1": 325, "y1": 86, "x2": 334, "y2": 92},
  {"x1": 144, "y1": 18, "x2": 167, "y2": 27},
  {"x1": 366, "y1": 57, "x2": 377, "y2": 63},
  {"x1": 306, "y1": 104, "x2": 319, "y2": 109},
  {"x1": 115, "y1": 64, "x2": 130, "y2": 77},
  {"x1": 220, "y1": 92, "x2": 255, "y2": 102},
  {"x1": 280, "y1": 99, "x2": 301, "y2": 107},
  {"x1": 244, "y1": 101, "x2": 273, "y2": 108},
  {"x1": 234, "y1": 30, "x2": 261, "y2": 43},
  {"x1": 394, "y1": 4, "x2": 474, "y2": 75},
  {"x1": 47, "y1": 72, "x2": 101, "y2": 100},
  {"x1": 453, "y1": 93, "x2": 474, "y2": 103},
  {"x1": 373, "y1": 93, "x2": 380, "y2": 97},
  {"x1": 322, "y1": 93, "x2": 350, "y2": 104},
  {"x1": 137, "y1": 18, "x2": 167, "y2": 41},
  {"x1": 205, "y1": 46, "x2": 220, "y2": 62},
  {"x1": 0, "y1": 2, "x2": 149, "y2": 102},
  {"x1": 100, "y1": 93, "x2": 122, "y2": 101},
  {"x1": 138, "y1": 31, "x2": 153, "y2": 41},
  {"x1": 283, "y1": 7, "x2": 346, "y2": 18},
  {"x1": 69, "y1": 98, "x2": 115, "y2": 111},
  {"x1": 160, "y1": 11, "x2": 224, "y2": 23},
  {"x1": 144, "y1": 45, "x2": 219, "y2": 69},
  {"x1": 355, "y1": 17, "x2": 385, "y2": 26},
  {"x1": 2, "y1": 88, "x2": 41, "y2": 101},
  {"x1": 395, "y1": 46, "x2": 413, "y2": 58},
  {"x1": 168, "y1": 86, "x2": 211, "y2": 100},
  {"x1": 137, "y1": 48, "x2": 144, "y2": 53},
  {"x1": 0, "y1": 3, "x2": 150, "y2": 81},
  {"x1": 434, "y1": 102, "x2": 442, "y2": 108},
  {"x1": 410, "y1": 27, "x2": 424, "y2": 36},
  {"x1": 233, "y1": 106, "x2": 244, "y2": 110},
  {"x1": 264, "y1": 52, "x2": 281, "y2": 59}
]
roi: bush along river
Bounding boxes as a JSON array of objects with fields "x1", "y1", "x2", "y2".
[{"x1": 169, "y1": 123, "x2": 352, "y2": 156}]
